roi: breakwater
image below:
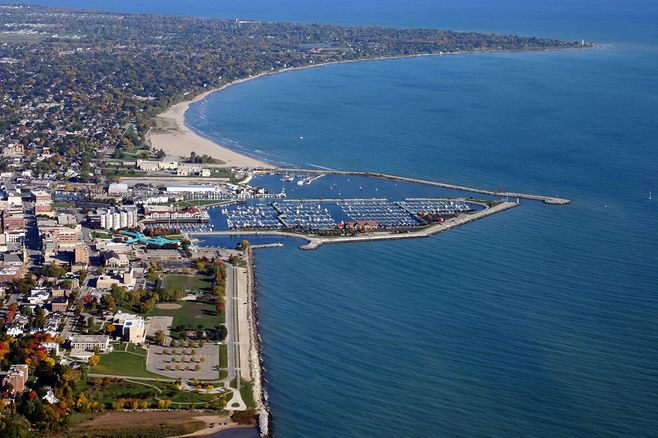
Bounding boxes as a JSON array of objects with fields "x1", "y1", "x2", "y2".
[
  {"x1": 245, "y1": 248, "x2": 271, "y2": 437},
  {"x1": 262, "y1": 169, "x2": 571, "y2": 205}
]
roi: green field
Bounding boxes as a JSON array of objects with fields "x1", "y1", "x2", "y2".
[
  {"x1": 150, "y1": 301, "x2": 224, "y2": 328},
  {"x1": 92, "y1": 351, "x2": 159, "y2": 378},
  {"x1": 219, "y1": 344, "x2": 228, "y2": 368},
  {"x1": 240, "y1": 380, "x2": 255, "y2": 409},
  {"x1": 163, "y1": 274, "x2": 213, "y2": 293}
]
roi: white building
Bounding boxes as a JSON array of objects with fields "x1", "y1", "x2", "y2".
[
  {"x1": 98, "y1": 207, "x2": 137, "y2": 230},
  {"x1": 69, "y1": 334, "x2": 110, "y2": 352},
  {"x1": 112, "y1": 312, "x2": 146, "y2": 344},
  {"x1": 165, "y1": 185, "x2": 218, "y2": 194},
  {"x1": 108, "y1": 183, "x2": 129, "y2": 196}
]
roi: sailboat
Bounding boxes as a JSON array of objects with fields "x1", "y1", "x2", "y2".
[{"x1": 650, "y1": 190, "x2": 653, "y2": 200}]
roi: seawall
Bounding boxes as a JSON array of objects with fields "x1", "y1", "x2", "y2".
[{"x1": 245, "y1": 248, "x2": 272, "y2": 437}]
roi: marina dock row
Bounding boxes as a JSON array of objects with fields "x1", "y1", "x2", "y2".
[
  {"x1": 190, "y1": 201, "x2": 519, "y2": 250},
  {"x1": 269, "y1": 169, "x2": 571, "y2": 205}
]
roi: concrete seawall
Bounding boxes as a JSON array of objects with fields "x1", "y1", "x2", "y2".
[{"x1": 264, "y1": 169, "x2": 571, "y2": 205}]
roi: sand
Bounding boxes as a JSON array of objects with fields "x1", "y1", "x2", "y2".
[
  {"x1": 148, "y1": 88, "x2": 271, "y2": 169},
  {"x1": 155, "y1": 303, "x2": 183, "y2": 310}
]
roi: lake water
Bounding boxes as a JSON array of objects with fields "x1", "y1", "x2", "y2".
[{"x1": 13, "y1": 0, "x2": 658, "y2": 436}]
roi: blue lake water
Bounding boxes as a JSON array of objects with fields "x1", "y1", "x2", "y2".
[{"x1": 12, "y1": 0, "x2": 658, "y2": 436}]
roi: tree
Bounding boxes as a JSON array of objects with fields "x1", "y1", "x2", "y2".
[
  {"x1": 194, "y1": 364, "x2": 201, "y2": 372},
  {"x1": 105, "y1": 324, "x2": 116, "y2": 335},
  {"x1": 155, "y1": 330, "x2": 165, "y2": 346},
  {"x1": 232, "y1": 409, "x2": 257, "y2": 425},
  {"x1": 88, "y1": 354, "x2": 100, "y2": 367}
]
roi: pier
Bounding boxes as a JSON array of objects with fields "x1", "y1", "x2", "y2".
[{"x1": 264, "y1": 169, "x2": 571, "y2": 204}]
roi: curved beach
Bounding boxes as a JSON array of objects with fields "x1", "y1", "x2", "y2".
[{"x1": 148, "y1": 86, "x2": 272, "y2": 169}]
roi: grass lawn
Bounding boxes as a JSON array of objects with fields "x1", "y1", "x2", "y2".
[
  {"x1": 53, "y1": 201, "x2": 74, "y2": 208},
  {"x1": 164, "y1": 273, "x2": 213, "y2": 294},
  {"x1": 92, "y1": 351, "x2": 160, "y2": 378},
  {"x1": 93, "y1": 231, "x2": 113, "y2": 240},
  {"x1": 150, "y1": 301, "x2": 224, "y2": 328},
  {"x1": 219, "y1": 344, "x2": 228, "y2": 368},
  {"x1": 240, "y1": 380, "x2": 255, "y2": 409}
]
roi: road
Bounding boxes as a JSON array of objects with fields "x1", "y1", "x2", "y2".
[{"x1": 223, "y1": 265, "x2": 246, "y2": 410}]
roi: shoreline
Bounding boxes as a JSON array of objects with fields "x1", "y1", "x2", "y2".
[
  {"x1": 146, "y1": 46, "x2": 590, "y2": 170},
  {"x1": 160, "y1": 46, "x2": 584, "y2": 438}
]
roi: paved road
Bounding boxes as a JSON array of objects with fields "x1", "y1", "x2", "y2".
[{"x1": 223, "y1": 265, "x2": 246, "y2": 410}]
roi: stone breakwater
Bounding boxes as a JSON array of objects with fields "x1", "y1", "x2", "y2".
[
  {"x1": 299, "y1": 201, "x2": 519, "y2": 249},
  {"x1": 261, "y1": 169, "x2": 571, "y2": 205},
  {"x1": 246, "y1": 248, "x2": 272, "y2": 437}
]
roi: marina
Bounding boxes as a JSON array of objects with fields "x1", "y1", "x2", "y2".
[
  {"x1": 272, "y1": 202, "x2": 336, "y2": 230},
  {"x1": 338, "y1": 200, "x2": 421, "y2": 228}
]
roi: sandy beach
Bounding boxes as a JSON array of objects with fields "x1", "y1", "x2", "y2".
[{"x1": 148, "y1": 86, "x2": 272, "y2": 168}]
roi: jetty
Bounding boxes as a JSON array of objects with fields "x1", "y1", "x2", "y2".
[{"x1": 265, "y1": 169, "x2": 571, "y2": 205}]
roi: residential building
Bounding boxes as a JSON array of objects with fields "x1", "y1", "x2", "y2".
[
  {"x1": 2, "y1": 364, "x2": 28, "y2": 394},
  {"x1": 97, "y1": 207, "x2": 137, "y2": 230},
  {"x1": 69, "y1": 334, "x2": 110, "y2": 352},
  {"x1": 31, "y1": 190, "x2": 53, "y2": 215},
  {"x1": 50, "y1": 297, "x2": 69, "y2": 313},
  {"x1": 74, "y1": 244, "x2": 90, "y2": 265}
]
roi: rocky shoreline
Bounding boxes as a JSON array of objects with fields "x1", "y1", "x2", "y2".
[{"x1": 246, "y1": 248, "x2": 272, "y2": 437}]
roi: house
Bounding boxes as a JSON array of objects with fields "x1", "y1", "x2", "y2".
[
  {"x1": 42, "y1": 386, "x2": 60, "y2": 404},
  {"x1": 27, "y1": 287, "x2": 51, "y2": 305},
  {"x1": 40, "y1": 342, "x2": 60, "y2": 356},
  {"x1": 6, "y1": 326, "x2": 23, "y2": 337}
]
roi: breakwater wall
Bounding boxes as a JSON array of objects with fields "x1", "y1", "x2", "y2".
[
  {"x1": 265, "y1": 169, "x2": 570, "y2": 205},
  {"x1": 246, "y1": 248, "x2": 272, "y2": 437},
  {"x1": 299, "y1": 201, "x2": 518, "y2": 249}
]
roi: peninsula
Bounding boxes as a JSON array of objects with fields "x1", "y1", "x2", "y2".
[{"x1": 0, "y1": 4, "x2": 581, "y2": 437}]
